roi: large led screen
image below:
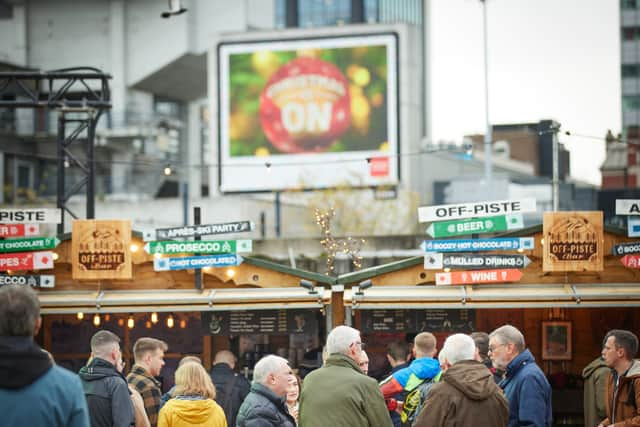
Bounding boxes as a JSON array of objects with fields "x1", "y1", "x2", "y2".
[{"x1": 217, "y1": 33, "x2": 399, "y2": 192}]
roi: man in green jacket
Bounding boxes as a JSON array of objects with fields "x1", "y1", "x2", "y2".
[
  {"x1": 582, "y1": 356, "x2": 608, "y2": 427},
  {"x1": 299, "y1": 325, "x2": 392, "y2": 427}
]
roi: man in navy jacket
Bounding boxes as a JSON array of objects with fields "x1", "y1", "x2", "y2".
[{"x1": 489, "y1": 325, "x2": 552, "y2": 427}]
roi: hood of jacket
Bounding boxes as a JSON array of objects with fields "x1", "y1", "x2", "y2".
[
  {"x1": 393, "y1": 356, "x2": 441, "y2": 389},
  {"x1": 444, "y1": 360, "x2": 499, "y2": 401},
  {"x1": 78, "y1": 357, "x2": 124, "y2": 382},
  {"x1": 621, "y1": 359, "x2": 640, "y2": 379},
  {"x1": 0, "y1": 336, "x2": 52, "y2": 389},
  {"x1": 165, "y1": 398, "x2": 218, "y2": 424},
  {"x1": 582, "y1": 357, "x2": 608, "y2": 379}
]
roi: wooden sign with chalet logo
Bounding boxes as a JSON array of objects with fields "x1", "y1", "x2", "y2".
[
  {"x1": 72, "y1": 220, "x2": 132, "y2": 280},
  {"x1": 542, "y1": 211, "x2": 603, "y2": 272}
]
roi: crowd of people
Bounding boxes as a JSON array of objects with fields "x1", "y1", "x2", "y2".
[{"x1": 1, "y1": 284, "x2": 640, "y2": 426}]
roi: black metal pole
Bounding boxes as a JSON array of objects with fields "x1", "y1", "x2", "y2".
[
  {"x1": 194, "y1": 206, "x2": 202, "y2": 290},
  {"x1": 57, "y1": 113, "x2": 65, "y2": 235},
  {"x1": 87, "y1": 111, "x2": 97, "y2": 219},
  {"x1": 275, "y1": 191, "x2": 281, "y2": 237}
]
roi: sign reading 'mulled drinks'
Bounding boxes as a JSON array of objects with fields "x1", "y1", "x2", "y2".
[{"x1": 542, "y1": 211, "x2": 603, "y2": 272}]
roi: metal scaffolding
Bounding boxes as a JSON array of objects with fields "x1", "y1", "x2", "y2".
[{"x1": 0, "y1": 69, "x2": 111, "y2": 233}]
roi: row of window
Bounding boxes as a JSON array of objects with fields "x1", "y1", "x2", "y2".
[{"x1": 623, "y1": 0, "x2": 638, "y2": 9}]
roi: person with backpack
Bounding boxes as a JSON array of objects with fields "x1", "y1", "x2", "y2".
[
  {"x1": 379, "y1": 332, "x2": 441, "y2": 426},
  {"x1": 209, "y1": 350, "x2": 249, "y2": 427},
  {"x1": 414, "y1": 334, "x2": 508, "y2": 427}
]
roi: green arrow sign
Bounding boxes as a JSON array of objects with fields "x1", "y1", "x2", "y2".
[
  {"x1": 426, "y1": 214, "x2": 524, "y2": 238},
  {"x1": 144, "y1": 239, "x2": 252, "y2": 255},
  {"x1": 0, "y1": 237, "x2": 60, "y2": 253}
]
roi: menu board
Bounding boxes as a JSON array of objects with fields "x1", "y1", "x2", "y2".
[
  {"x1": 360, "y1": 309, "x2": 475, "y2": 333},
  {"x1": 202, "y1": 309, "x2": 318, "y2": 336}
]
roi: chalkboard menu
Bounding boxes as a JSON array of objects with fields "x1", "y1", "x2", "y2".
[
  {"x1": 360, "y1": 309, "x2": 475, "y2": 333},
  {"x1": 202, "y1": 309, "x2": 318, "y2": 336}
]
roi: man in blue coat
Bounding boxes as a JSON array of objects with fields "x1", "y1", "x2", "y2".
[
  {"x1": 489, "y1": 325, "x2": 552, "y2": 427},
  {"x1": 0, "y1": 284, "x2": 90, "y2": 427}
]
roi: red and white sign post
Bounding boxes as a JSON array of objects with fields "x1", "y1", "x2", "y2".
[
  {"x1": 435, "y1": 269, "x2": 523, "y2": 286},
  {"x1": 0, "y1": 251, "x2": 54, "y2": 271}
]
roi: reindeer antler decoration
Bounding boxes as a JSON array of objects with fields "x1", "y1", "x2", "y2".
[{"x1": 315, "y1": 208, "x2": 365, "y2": 275}]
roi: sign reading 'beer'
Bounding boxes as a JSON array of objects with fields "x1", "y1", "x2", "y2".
[
  {"x1": 542, "y1": 212, "x2": 603, "y2": 272},
  {"x1": 72, "y1": 220, "x2": 132, "y2": 280}
]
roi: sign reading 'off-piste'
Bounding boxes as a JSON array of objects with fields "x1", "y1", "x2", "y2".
[
  {"x1": 144, "y1": 240, "x2": 252, "y2": 255},
  {"x1": 418, "y1": 198, "x2": 536, "y2": 222},
  {"x1": 153, "y1": 254, "x2": 244, "y2": 271},
  {"x1": 426, "y1": 214, "x2": 524, "y2": 238}
]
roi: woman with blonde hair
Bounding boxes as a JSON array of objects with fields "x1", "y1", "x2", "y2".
[{"x1": 158, "y1": 362, "x2": 227, "y2": 427}]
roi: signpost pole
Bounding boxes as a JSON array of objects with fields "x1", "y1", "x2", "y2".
[
  {"x1": 275, "y1": 191, "x2": 281, "y2": 238},
  {"x1": 194, "y1": 206, "x2": 202, "y2": 290}
]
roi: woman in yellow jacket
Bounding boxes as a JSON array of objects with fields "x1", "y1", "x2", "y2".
[{"x1": 159, "y1": 362, "x2": 227, "y2": 427}]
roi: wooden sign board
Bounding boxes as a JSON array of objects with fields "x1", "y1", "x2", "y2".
[
  {"x1": 72, "y1": 220, "x2": 132, "y2": 280},
  {"x1": 542, "y1": 211, "x2": 603, "y2": 272}
]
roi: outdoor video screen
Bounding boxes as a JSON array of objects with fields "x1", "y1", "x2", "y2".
[{"x1": 217, "y1": 33, "x2": 399, "y2": 192}]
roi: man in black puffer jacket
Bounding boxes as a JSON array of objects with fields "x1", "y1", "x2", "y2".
[
  {"x1": 79, "y1": 330, "x2": 135, "y2": 427},
  {"x1": 210, "y1": 350, "x2": 250, "y2": 427},
  {"x1": 236, "y1": 355, "x2": 296, "y2": 427}
]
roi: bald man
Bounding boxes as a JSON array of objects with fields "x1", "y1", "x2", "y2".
[{"x1": 210, "y1": 350, "x2": 250, "y2": 426}]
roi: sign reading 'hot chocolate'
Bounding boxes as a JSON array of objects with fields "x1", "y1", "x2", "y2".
[{"x1": 542, "y1": 212, "x2": 603, "y2": 272}]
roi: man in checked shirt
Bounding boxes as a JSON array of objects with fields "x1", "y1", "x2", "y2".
[{"x1": 127, "y1": 337, "x2": 168, "y2": 427}]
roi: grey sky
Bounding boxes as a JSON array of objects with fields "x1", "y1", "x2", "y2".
[{"x1": 429, "y1": 0, "x2": 620, "y2": 185}]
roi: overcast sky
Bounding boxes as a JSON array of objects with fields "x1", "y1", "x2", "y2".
[{"x1": 428, "y1": 0, "x2": 620, "y2": 186}]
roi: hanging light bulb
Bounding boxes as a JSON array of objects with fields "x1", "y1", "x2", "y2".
[
  {"x1": 127, "y1": 314, "x2": 135, "y2": 329},
  {"x1": 151, "y1": 312, "x2": 158, "y2": 324},
  {"x1": 104, "y1": 314, "x2": 111, "y2": 322},
  {"x1": 167, "y1": 313, "x2": 175, "y2": 328},
  {"x1": 179, "y1": 318, "x2": 187, "y2": 329},
  {"x1": 226, "y1": 268, "x2": 236, "y2": 278},
  {"x1": 93, "y1": 313, "x2": 101, "y2": 327},
  {"x1": 117, "y1": 318, "x2": 124, "y2": 327},
  {"x1": 77, "y1": 312, "x2": 84, "y2": 320},
  {"x1": 163, "y1": 164, "x2": 172, "y2": 176},
  {"x1": 130, "y1": 244, "x2": 139, "y2": 253},
  {"x1": 145, "y1": 320, "x2": 152, "y2": 329}
]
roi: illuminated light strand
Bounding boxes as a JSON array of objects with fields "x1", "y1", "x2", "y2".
[{"x1": 315, "y1": 208, "x2": 365, "y2": 275}]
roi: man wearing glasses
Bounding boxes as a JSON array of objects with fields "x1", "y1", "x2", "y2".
[
  {"x1": 489, "y1": 325, "x2": 552, "y2": 427},
  {"x1": 299, "y1": 325, "x2": 391, "y2": 426}
]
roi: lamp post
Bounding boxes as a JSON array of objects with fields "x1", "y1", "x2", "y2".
[{"x1": 481, "y1": 0, "x2": 493, "y2": 199}]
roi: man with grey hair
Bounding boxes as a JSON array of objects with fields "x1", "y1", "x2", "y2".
[
  {"x1": 489, "y1": 325, "x2": 552, "y2": 427},
  {"x1": 0, "y1": 284, "x2": 90, "y2": 426},
  {"x1": 236, "y1": 354, "x2": 296, "y2": 427},
  {"x1": 299, "y1": 325, "x2": 391, "y2": 426},
  {"x1": 414, "y1": 333, "x2": 508, "y2": 427},
  {"x1": 79, "y1": 330, "x2": 135, "y2": 427}
]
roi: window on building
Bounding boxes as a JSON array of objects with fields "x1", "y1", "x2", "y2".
[
  {"x1": 623, "y1": 64, "x2": 640, "y2": 78},
  {"x1": 623, "y1": 27, "x2": 638, "y2": 41},
  {"x1": 622, "y1": 0, "x2": 638, "y2": 9},
  {"x1": 276, "y1": 0, "x2": 381, "y2": 28},
  {"x1": 623, "y1": 95, "x2": 640, "y2": 111}
]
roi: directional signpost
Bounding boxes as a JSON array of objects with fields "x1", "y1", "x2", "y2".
[
  {"x1": 0, "y1": 274, "x2": 54, "y2": 288},
  {"x1": 421, "y1": 237, "x2": 534, "y2": 253},
  {"x1": 621, "y1": 254, "x2": 640, "y2": 269},
  {"x1": 144, "y1": 239, "x2": 252, "y2": 255},
  {"x1": 424, "y1": 253, "x2": 531, "y2": 270},
  {"x1": 0, "y1": 208, "x2": 61, "y2": 224},
  {"x1": 628, "y1": 217, "x2": 640, "y2": 238},
  {"x1": 0, "y1": 237, "x2": 60, "y2": 253},
  {"x1": 418, "y1": 198, "x2": 536, "y2": 222},
  {"x1": 0, "y1": 251, "x2": 54, "y2": 271},
  {"x1": 0, "y1": 224, "x2": 40, "y2": 238},
  {"x1": 616, "y1": 199, "x2": 640, "y2": 215},
  {"x1": 612, "y1": 242, "x2": 640, "y2": 256},
  {"x1": 153, "y1": 254, "x2": 244, "y2": 271},
  {"x1": 426, "y1": 214, "x2": 524, "y2": 238},
  {"x1": 435, "y1": 269, "x2": 523, "y2": 286},
  {"x1": 144, "y1": 221, "x2": 255, "y2": 241}
]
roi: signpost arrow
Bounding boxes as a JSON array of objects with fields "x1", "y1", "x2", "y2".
[
  {"x1": 0, "y1": 237, "x2": 60, "y2": 253},
  {"x1": 0, "y1": 251, "x2": 54, "y2": 271},
  {"x1": 628, "y1": 217, "x2": 640, "y2": 238},
  {"x1": 621, "y1": 254, "x2": 640, "y2": 268},
  {"x1": 0, "y1": 208, "x2": 61, "y2": 224},
  {"x1": 418, "y1": 198, "x2": 536, "y2": 222},
  {"x1": 424, "y1": 253, "x2": 531, "y2": 270},
  {"x1": 612, "y1": 242, "x2": 640, "y2": 256},
  {"x1": 0, "y1": 224, "x2": 40, "y2": 238},
  {"x1": 616, "y1": 199, "x2": 640, "y2": 215},
  {"x1": 153, "y1": 254, "x2": 244, "y2": 271},
  {"x1": 0, "y1": 274, "x2": 55, "y2": 288},
  {"x1": 144, "y1": 239, "x2": 252, "y2": 255},
  {"x1": 144, "y1": 221, "x2": 255, "y2": 241},
  {"x1": 435, "y1": 269, "x2": 523, "y2": 285},
  {"x1": 421, "y1": 237, "x2": 534, "y2": 253},
  {"x1": 425, "y1": 214, "x2": 524, "y2": 238}
]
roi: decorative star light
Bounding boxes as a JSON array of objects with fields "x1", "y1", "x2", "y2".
[{"x1": 315, "y1": 208, "x2": 365, "y2": 275}]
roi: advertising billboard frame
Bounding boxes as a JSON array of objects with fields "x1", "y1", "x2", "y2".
[{"x1": 216, "y1": 31, "x2": 400, "y2": 194}]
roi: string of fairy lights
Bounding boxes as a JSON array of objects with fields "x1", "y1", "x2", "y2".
[
  {"x1": 75, "y1": 311, "x2": 190, "y2": 330},
  {"x1": 315, "y1": 208, "x2": 365, "y2": 275}
]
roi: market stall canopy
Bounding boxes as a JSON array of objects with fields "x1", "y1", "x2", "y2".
[{"x1": 38, "y1": 287, "x2": 331, "y2": 314}]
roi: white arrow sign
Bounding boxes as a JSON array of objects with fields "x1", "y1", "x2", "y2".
[
  {"x1": 617, "y1": 200, "x2": 640, "y2": 215},
  {"x1": 0, "y1": 208, "x2": 62, "y2": 224},
  {"x1": 418, "y1": 198, "x2": 536, "y2": 222}
]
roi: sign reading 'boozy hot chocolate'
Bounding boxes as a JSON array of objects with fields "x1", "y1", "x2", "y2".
[{"x1": 542, "y1": 212, "x2": 603, "y2": 272}]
